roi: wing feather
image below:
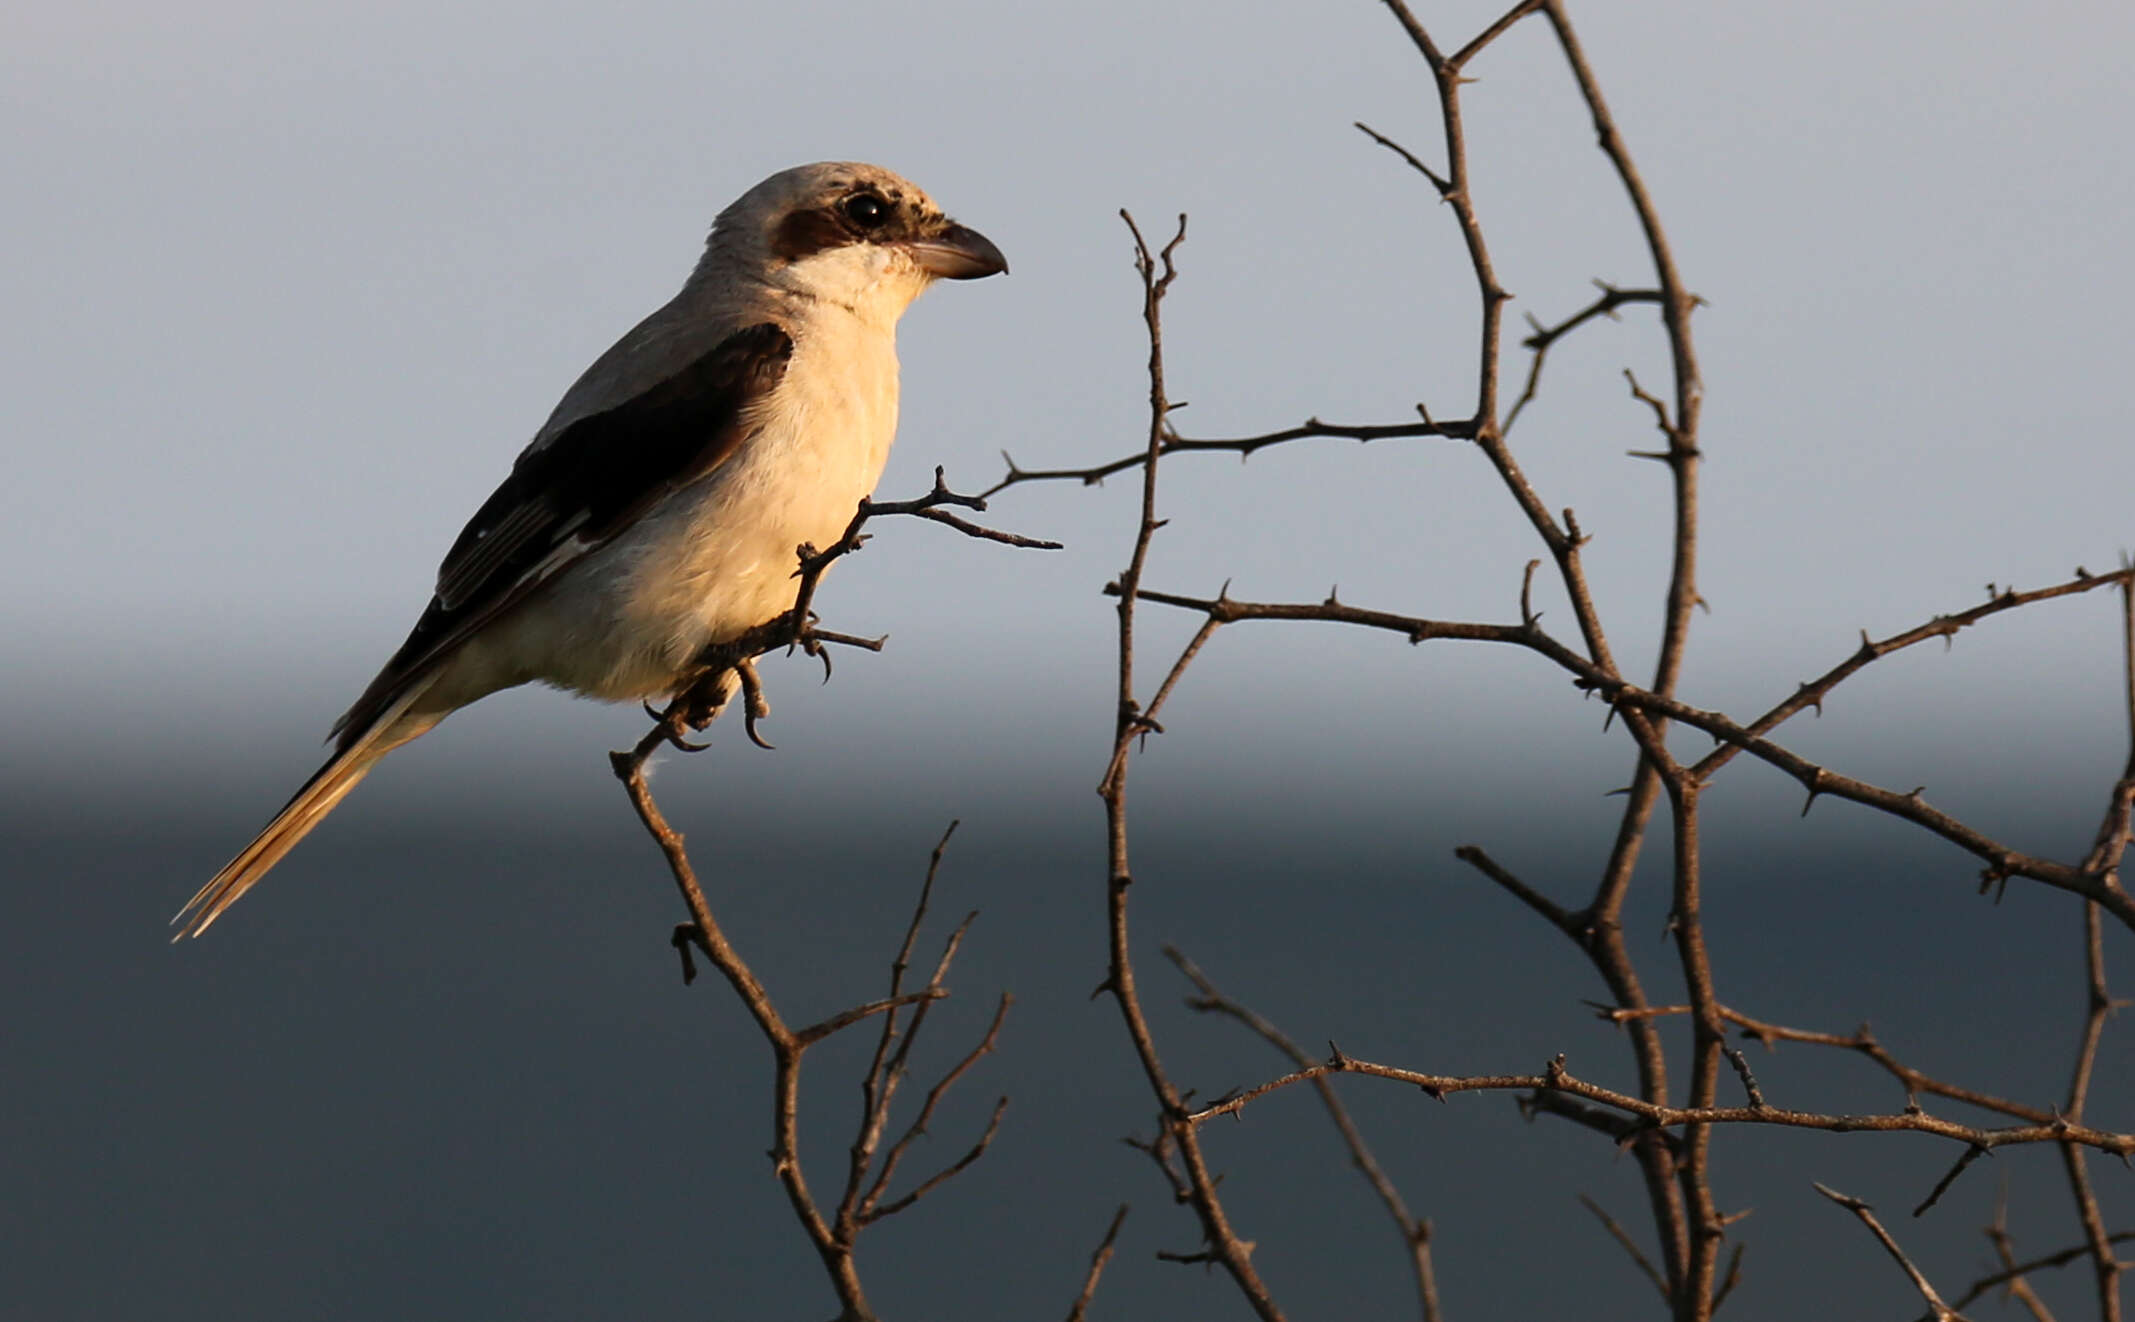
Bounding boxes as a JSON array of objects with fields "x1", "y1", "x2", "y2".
[{"x1": 329, "y1": 322, "x2": 794, "y2": 744}]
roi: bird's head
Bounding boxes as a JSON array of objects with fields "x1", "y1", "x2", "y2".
[{"x1": 704, "y1": 161, "x2": 1007, "y2": 325}]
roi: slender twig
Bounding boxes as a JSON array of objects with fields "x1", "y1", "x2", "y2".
[
  {"x1": 1596, "y1": 1004, "x2": 2063, "y2": 1126},
  {"x1": 1709, "y1": 1243, "x2": 1745, "y2": 1317},
  {"x1": 1042, "y1": 2, "x2": 2132, "y2": 1317},
  {"x1": 1065, "y1": 1205, "x2": 1132, "y2": 1322},
  {"x1": 1096, "y1": 212, "x2": 1285, "y2": 1321},
  {"x1": 1693, "y1": 571, "x2": 2135, "y2": 785},
  {"x1": 1945, "y1": 1219, "x2": 2135, "y2": 1316},
  {"x1": 611, "y1": 656, "x2": 1023, "y2": 1319},
  {"x1": 1118, "y1": 576, "x2": 2135, "y2": 926},
  {"x1": 1503, "y1": 284, "x2": 1668, "y2": 434},
  {"x1": 1170, "y1": 948, "x2": 1443, "y2": 1321},
  {"x1": 1579, "y1": 1193, "x2": 1671, "y2": 1302},
  {"x1": 838, "y1": 823, "x2": 957, "y2": 1233},
  {"x1": 1914, "y1": 1146, "x2": 1988, "y2": 1218},
  {"x1": 861, "y1": 994, "x2": 1013, "y2": 1222},
  {"x1": 1178, "y1": 1051, "x2": 2135, "y2": 1157},
  {"x1": 1814, "y1": 1184, "x2": 1968, "y2": 1321},
  {"x1": 985, "y1": 416, "x2": 1472, "y2": 498},
  {"x1": 1981, "y1": 1192, "x2": 2062, "y2": 1322},
  {"x1": 2061, "y1": 897, "x2": 2124, "y2": 1321},
  {"x1": 610, "y1": 721, "x2": 857, "y2": 1317},
  {"x1": 1392, "y1": 10, "x2": 1696, "y2": 1276}
]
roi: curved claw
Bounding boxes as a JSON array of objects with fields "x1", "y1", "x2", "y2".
[
  {"x1": 735, "y1": 657, "x2": 776, "y2": 751},
  {"x1": 742, "y1": 708, "x2": 776, "y2": 751},
  {"x1": 800, "y1": 634, "x2": 835, "y2": 683},
  {"x1": 664, "y1": 726, "x2": 712, "y2": 754}
]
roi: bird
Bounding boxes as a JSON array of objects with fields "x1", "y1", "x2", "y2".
[{"x1": 173, "y1": 161, "x2": 1007, "y2": 939}]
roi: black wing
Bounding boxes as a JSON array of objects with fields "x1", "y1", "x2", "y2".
[{"x1": 331, "y1": 322, "x2": 794, "y2": 745}]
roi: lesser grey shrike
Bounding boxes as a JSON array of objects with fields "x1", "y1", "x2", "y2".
[{"x1": 174, "y1": 161, "x2": 1007, "y2": 939}]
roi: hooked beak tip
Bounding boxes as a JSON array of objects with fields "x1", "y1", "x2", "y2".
[{"x1": 909, "y1": 223, "x2": 1008, "y2": 280}]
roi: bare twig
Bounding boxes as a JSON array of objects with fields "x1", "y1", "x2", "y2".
[
  {"x1": 1170, "y1": 948, "x2": 1443, "y2": 1320},
  {"x1": 1693, "y1": 571, "x2": 2135, "y2": 786},
  {"x1": 1602, "y1": 1003, "x2": 2068, "y2": 1126},
  {"x1": 1813, "y1": 1184, "x2": 1968, "y2": 1321},
  {"x1": 1094, "y1": 211, "x2": 1285, "y2": 1321},
  {"x1": 1179, "y1": 1051, "x2": 2135, "y2": 1158},
  {"x1": 1580, "y1": 1192, "x2": 1671, "y2": 1302},
  {"x1": 612, "y1": 716, "x2": 1015, "y2": 1319},
  {"x1": 1913, "y1": 1146, "x2": 1988, "y2": 1218},
  {"x1": 1945, "y1": 1216, "x2": 2135, "y2": 1316},
  {"x1": 610, "y1": 721, "x2": 857, "y2": 1317},
  {"x1": 861, "y1": 994, "x2": 1013, "y2": 1223},
  {"x1": 1118, "y1": 575, "x2": 2135, "y2": 927},
  {"x1": 1064, "y1": 1205, "x2": 1131, "y2": 1322},
  {"x1": 1983, "y1": 1195, "x2": 2064, "y2": 1322},
  {"x1": 2059, "y1": 897, "x2": 2124, "y2": 1322},
  {"x1": 1040, "y1": 2, "x2": 2131, "y2": 1317},
  {"x1": 985, "y1": 415, "x2": 1471, "y2": 498},
  {"x1": 1503, "y1": 283, "x2": 1668, "y2": 434}
]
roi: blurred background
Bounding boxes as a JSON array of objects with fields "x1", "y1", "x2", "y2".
[{"x1": 5, "y1": 1, "x2": 2132, "y2": 1317}]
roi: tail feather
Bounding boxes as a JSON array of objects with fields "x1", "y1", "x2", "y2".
[{"x1": 172, "y1": 686, "x2": 433, "y2": 940}]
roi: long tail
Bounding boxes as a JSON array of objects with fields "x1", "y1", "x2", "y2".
[{"x1": 172, "y1": 684, "x2": 436, "y2": 940}]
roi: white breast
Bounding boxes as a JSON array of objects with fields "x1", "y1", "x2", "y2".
[{"x1": 453, "y1": 311, "x2": 902, "y2": 704}]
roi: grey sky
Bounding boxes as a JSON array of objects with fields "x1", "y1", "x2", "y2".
[{"x1": 5, "y1": 2, "x2": 2133, "y2": 1318}]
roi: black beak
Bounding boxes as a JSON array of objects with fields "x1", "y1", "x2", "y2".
[{"x1": 907, "y1": 222, "x2": 1009, "y2": 280}]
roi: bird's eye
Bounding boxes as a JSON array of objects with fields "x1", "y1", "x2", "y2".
[{"x1": 842, "y1": 193, "x2": 891, "y2": 229}]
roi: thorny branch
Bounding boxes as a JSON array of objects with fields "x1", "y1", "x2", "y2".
[
  {"x1": 1175, "y1": 1049, "x2": 2135, "y2": 1159},
  {"x1": 1064, "y1": 1205, "x2": 1131, "y2": 1322},
  {"x1": 604, "y1": 478, "x2": 1055, "y2": 1321},
  {"x1": 611, "y1": 735, "x2": 1006, "y2": 1320},
  {"x1": 1943, "y1": 1207, "x2": 2135, "y2": 1319},
  {"x1": 1118, "y1": 574, "x2": 2135, "y2": 927},
  {"x1": 1170, "y1": 947, "x2": 1444, "y2": 1322},
  {"x1": 1094, "y1": 210, "x2": 1287, "y2": 1321},
  {"x1": 977, "y1": 1, "x2": 2133, "y2": 1319},
  {"x1": 1590, "y1": 1004, "x2": 2074, "y2": 1128},
  {"x1": 1813, "y1": 1185, "x2": 1969, "y2": 1322}
]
